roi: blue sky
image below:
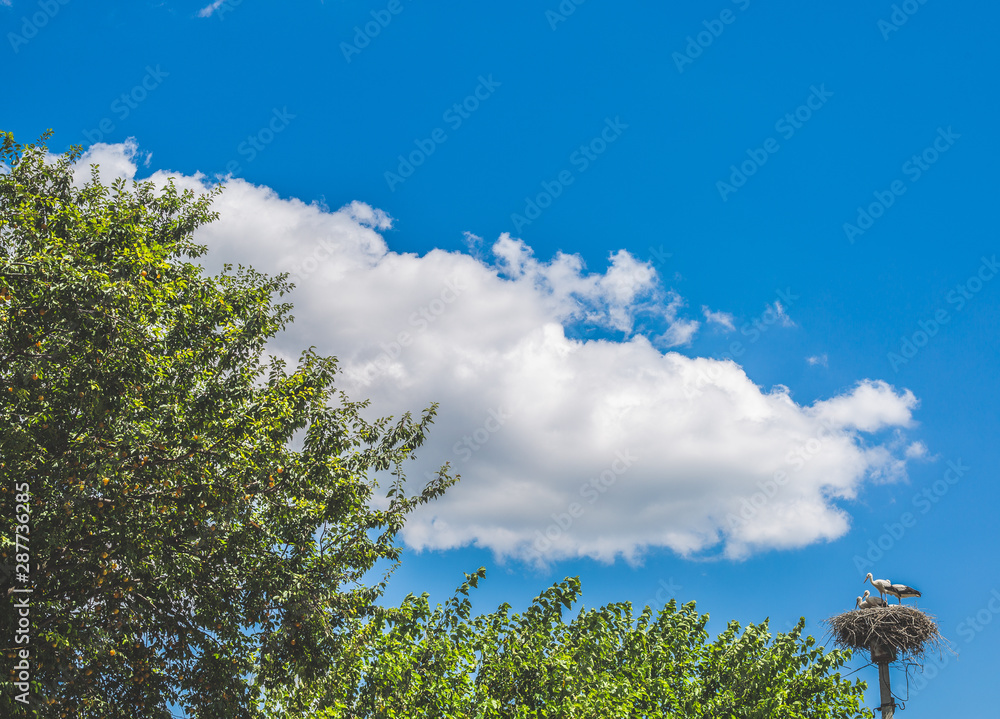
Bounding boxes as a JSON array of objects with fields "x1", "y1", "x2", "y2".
[{"x1": 4, "y1": 0, "x2": 999, "y2": 713}]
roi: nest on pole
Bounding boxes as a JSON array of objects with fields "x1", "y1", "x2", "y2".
[{"x1": 824, "y1": 604, "x2": 945, "y2": 662}]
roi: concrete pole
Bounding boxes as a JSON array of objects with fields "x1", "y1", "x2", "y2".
[
  {"x1": 877, "y1": 661, "x2": 894, "y2": 719},
  {"x1": 870, "y1": 640, "x2": 897, "y2": 719}
]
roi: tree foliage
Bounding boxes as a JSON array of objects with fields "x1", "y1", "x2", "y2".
[
  {"x1": 338, "y1": 571, "x2": 872, "y2": 718},
  {"x1": 0, "y1": 132, "x2": 454, "y2": 718}
]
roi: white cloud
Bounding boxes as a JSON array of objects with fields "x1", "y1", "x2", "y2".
[
  {"x1": 71, "y1": 142, "x2": 924, "y2": 565},
  {"x1": 905, "y1": 441, "x2": 929, "y2": 459},
  {"x1": 197, "y1": 0, "x2": 226, "y2": 18},
  {"x1": 489, "y1": 235, "x2": 660, "y2": 334},
  {"x1": 659, "y1": 318, "x2": 700, "y2": 347},
  {"x1": 657, "y1": 291, "x2": 699, "y2": 347},
  {"x1": 810, "y1": 380, "x2": 916, "y2": 433},
  {"x1": 462, "y1": 231, "x2": 485, "y2": 257},
  {"x1": 702, "y1": 305, "x2": 735, "y2": 331},
  {"x1": 807, "y1": 354, "x2": 828, "y2": 367},
  {"x1": 772, "y1": 300, "x2": 795, "y2": 327},
  {"x1": 71, "y1": 139, "x2": 150, "y2": 187}
]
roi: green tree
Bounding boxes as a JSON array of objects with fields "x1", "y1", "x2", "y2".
[
  {"x1": 340, "y1": 571, "x2": 871, "y2": 718},
  {"x1": 0, "y1": 132, "x2": 454, "y2": 718}
]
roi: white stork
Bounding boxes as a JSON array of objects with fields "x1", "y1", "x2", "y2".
[
  {"x1": 857, "y1": 590, "x2": 888, "y2": 609},
  {"x1": 886, "y1": 582, "x2": 921, "y2": 604},
  {"x1": 864, "y1": 573, "x2": 892, "y2": 602}
]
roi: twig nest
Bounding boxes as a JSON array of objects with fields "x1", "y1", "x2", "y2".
[{"x1": 824, "y1": 605, "x2": 943, "y2": 661}]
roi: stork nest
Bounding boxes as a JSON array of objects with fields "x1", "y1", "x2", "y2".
[{"x1": 824, "y1": 604, "x2": 944, "y2": 661}]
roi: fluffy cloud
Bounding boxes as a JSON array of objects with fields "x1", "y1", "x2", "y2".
[
  {"x1": 70, "y1": 139, "x2": 150, "y2": 187},
  {"x1": 72, "y1": 141, "x2": 922, "y2": 564}
]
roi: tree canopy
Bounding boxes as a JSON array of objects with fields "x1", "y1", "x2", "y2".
[
  {"x1": 334, "y1": 571, "x2": 870, "y2": 718},
  {"x1": 0, "y1": 131, "x2": 453, "y2": 718}
]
